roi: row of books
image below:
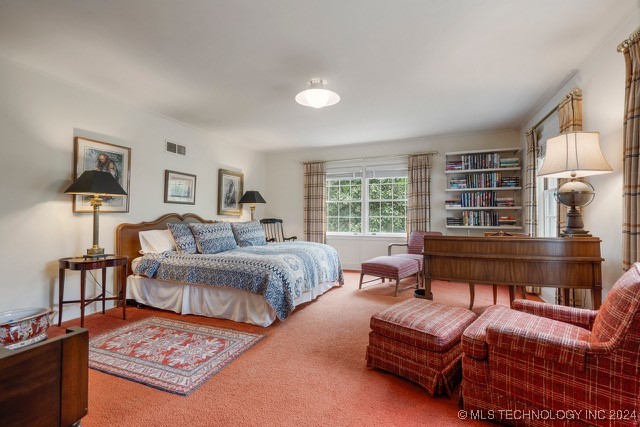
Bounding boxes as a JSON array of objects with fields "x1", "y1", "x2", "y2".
[
  {"x1": 499, "y1": 157, "x2": 519, "y2": 168},
  {"x1": 453, "y1": 191, "x2": 518, "y2": 208},
  {"x1": 501, "y1": 177, "x2": 520, "y2": 187},
  {"x1": 496, "y1": 197, "x2": 515, "y2": 207},
  {"x1": 446, "y1": 153, "x2": 519, "y2": 171},
  {"x1": 446, "y1": 211, "x2": 501, "y2": 226},
  {"x1": 448, "y1": 173, "x2": 520, "y2": 189}
]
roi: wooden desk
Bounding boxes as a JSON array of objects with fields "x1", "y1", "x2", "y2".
[
  {"x1": 0, "y1": 327, "x2": 88, "y2": 427},
  {"x1": 58, "y1": 255, "x2": 128, "y2": 327},
  {"x1": 422, "y1": 235, "x2": 603, "y2": 309}
]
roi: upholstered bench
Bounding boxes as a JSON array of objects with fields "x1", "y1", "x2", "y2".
[
  {"x1": 366, "y1": 298, "x2": 478, "y2": 396},
  {"x1": 359, "y1": 256, "x2": 420, "y2": 296}
]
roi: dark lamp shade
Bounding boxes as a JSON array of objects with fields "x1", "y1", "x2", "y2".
[
  {"x1": 239, "y1": 190, "x2": 266, "y2": 204},
  {"x1": 64, "y1": 170, "x2": 127, "y2": 196}
]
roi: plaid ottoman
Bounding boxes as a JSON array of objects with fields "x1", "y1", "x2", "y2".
[{"x1": 366, "y1": 298, "x2": 477, "y2": 396}]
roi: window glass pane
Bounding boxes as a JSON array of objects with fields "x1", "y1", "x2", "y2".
[
  {"x1": 392, "y1": 217, "x2": 406, "y2": 233},
  {"x1": 352, "y1": 185, "x2": 362, "y2": 199},
  {"x1": 351, "y1": 202, "x2": 362, "y2": 216},
  {"x1": 327, "y1": 202, "x2": 338, "y2": 217},
  {"x1": 370, "y1": 217, "x2": 381, "y2": 232},
  {"x1": 381, "y1": 217, "x2": 393, "y2": 233},
  {"x1": 338, "y1": 218, "x2": 351, "y2": 232},
  {"x1": 369, "y1": 184, "x2": 380, "y2": 200},
  {"x1": 369, "y1": 201, "x2": 380, "y2": 217},
  {"x1": 380, "y1": 184, "x2": 393, "y2": 199}
]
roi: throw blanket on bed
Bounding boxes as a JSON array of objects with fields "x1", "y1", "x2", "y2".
[{"x1": 135, "y1": 242, "x2": 343, "y2": 320}]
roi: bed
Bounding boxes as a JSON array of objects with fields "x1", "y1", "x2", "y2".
[{"x1": 115, "y1": 213, "x2": 343, "y2": 327}]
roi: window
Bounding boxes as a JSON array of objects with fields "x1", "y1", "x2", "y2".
[{"x1": 326, "y1": 163, "x2": 407, "y2": 235}]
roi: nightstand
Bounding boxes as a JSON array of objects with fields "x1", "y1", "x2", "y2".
[{"x1": 58, "y1": 255, "x2": 128, "y2": 327}]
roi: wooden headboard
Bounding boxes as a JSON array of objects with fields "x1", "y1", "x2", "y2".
[{"x1": 115, "y1": 213, "x2": 215, "y2": 273}]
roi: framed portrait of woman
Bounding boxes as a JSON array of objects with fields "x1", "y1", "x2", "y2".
[
  {"x1": 217, "y1": 169, "x2": 244, "y2": 216},
  {"x1": 73, "y1": 137, "x2": 131, "y2": 213}
]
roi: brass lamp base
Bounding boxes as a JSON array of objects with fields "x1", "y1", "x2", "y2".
[{"x1": 84, "y1": 246, "x2": 107, "y2": 258}]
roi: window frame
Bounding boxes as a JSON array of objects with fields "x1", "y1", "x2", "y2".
[{"x1": 326, "y1": 161, "x2": 408, "y2": 237}]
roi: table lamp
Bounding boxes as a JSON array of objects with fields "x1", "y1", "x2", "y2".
[
  {"x1": 64, "y1": 170, "x2": 127, "y2": 257},
  {"x1": 537, "y1": 131, "x2": 612, "y2": 237},
  {"x1": 239, "y1": 190, "x2": 266, "y2": 221}
]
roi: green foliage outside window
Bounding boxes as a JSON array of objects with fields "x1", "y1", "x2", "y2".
[
  {"x1": 326, "y1": 175, "x2": 407, "y2": 234},
  {"x1": 326, "y1": 178, "x2": 362, "y2": 233}
]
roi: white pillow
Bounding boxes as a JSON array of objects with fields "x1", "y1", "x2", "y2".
[{"x1": 138, "y1": 229, "x2": 176, "y2": 254}]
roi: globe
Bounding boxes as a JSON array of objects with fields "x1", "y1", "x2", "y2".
[{"x1": 555, "y1": 180, "x2": 595, "y2": 209}]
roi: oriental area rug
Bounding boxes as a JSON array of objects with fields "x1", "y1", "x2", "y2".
[{"x1": 88, "y1": 317, "x2": 265, "y2": 396}]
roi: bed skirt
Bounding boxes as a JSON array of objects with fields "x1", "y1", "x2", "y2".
[{"x1": 127, "y1": 275, "x2": 338, "y2": 327}]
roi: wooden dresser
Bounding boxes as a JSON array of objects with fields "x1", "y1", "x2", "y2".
[
  {"x1": 0, "y1": 327, "x2": 89, "y2": 427},
  {"x1": 423, "y1": 235, "x2": 603, "y2": 308}
]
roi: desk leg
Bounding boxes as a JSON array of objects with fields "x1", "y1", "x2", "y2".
[
  {"x1": 58, "y1": 268, "x2": 65, "y2": 326},
  {"x1": 562, "y1": 289, "x2": 571, "y2": 306},
  {"x1": 468, "y1": 283, "x2": 475, "y2": 310},
  {"x1": 121, "y1": 263, "x2": 127, "y2": 320},
  {"x1": 101, "y1": 267, "x2": 106, "y2": 314},
  {"x1": 424, "y1": 276, "x2": 432, "y2": 301},
  {"x1": 80, "y1": 270, "x2": 86, "y2": 328},
  {"x1": 592, "y1": 289, "x2": 601, "y2": 310}
]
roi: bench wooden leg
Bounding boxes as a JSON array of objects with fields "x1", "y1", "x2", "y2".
[
  {"x1": 394, "y1": 279, "x2": 399, "y2": 297},
  {"x1": 469, "y1": 283, "x2": 475, "y2": 310},
  {"x1": 493, "y1": 285, "x2": 498, "y2": 305},
  {"x1": 359, "y1": 273, "x2": 364, "y2": 289}
]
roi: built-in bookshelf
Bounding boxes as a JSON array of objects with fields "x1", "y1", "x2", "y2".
[{"x1": 445, "y1": 147, "x2": 522, "y2": 230}]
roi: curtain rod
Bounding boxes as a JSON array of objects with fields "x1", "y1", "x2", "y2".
[
  {"x1": 300, "y1": 151, "x2": 437, "y2": 165},
  {"x1": 526, "y1": 88, "x2": 582, "y2": 135},
  {"x1": 618, "y1": 26, "x2": 640, "y2": 52}
]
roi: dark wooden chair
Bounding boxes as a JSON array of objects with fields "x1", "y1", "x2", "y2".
[{"x1": 259, "y1": 218, "x2": 297, "y2": 242}]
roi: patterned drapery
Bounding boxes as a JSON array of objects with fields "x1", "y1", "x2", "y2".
[
  {"x1": 524, "y1": 131, "x2": 538, "y2": 237},
  {"x1": 622, "y1": 34, "x2": 640, "y2": 269},
  {"x1": 407, "y1": 154, "x2": 432, "y2": 233},
  {"x1": 556, "y1": 89, "x2": 583, "y2": 236},
  {"x1": 303, "y1": 162, "x2": 326, "y2": 243}
]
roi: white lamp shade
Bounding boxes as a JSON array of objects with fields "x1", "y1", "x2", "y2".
[
  {"x1": 538, "y1": 132, "x2": 613, "y2": 178},
  {"x1": 295, "y1": 78, "x2": 340, "y2": 108}
]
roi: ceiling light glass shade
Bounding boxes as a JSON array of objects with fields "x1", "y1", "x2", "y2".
[
  {"x1": 295, "y1": 78, "x2": 340, "y2": 108},
  {"x1": 538, "y1": 132, "x2": 612, "y2": 178}
]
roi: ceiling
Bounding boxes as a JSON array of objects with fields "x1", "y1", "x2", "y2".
[{"x1": 0, "y1": 0, "x2": 635, "y2": 152}]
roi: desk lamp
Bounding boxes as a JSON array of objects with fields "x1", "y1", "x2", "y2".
[{"x1": 64, "y1": 170, "x2": 127, "y2": 257}]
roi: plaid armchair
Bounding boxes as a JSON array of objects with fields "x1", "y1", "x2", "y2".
[{"x1": 461, "y1": 263, "x2": 640, "y2": 426}]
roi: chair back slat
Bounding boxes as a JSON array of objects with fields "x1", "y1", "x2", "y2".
[{"x1": 259, "y1": 218, "x2": 297, "y2": 243}]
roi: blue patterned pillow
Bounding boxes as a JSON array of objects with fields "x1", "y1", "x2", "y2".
[
  {"x1": 167, "y1": 223, "x2": 198, "y2": 254},
  {"x1": 189, "y1": 222, "x2": 238, "y2": 254},
  {"x1": 231, "y1": 220, "x2": 267, "y2": 247}
]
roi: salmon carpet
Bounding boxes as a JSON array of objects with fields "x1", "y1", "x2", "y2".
[{"x1": 51, "y1": 271, "x2": 531, "y2": 426}]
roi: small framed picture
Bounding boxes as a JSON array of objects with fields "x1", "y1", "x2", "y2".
[
  {"x1": 73, "y1": 137, "x2": 131, "y2": 213},
  {"x1": 164, "y1": 170, "x2": 197, "y2": 205},
  {"x1": 218, "y1": 169, "x2": 244, "y2": 215}
]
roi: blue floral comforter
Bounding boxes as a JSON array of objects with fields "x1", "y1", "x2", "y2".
[{"x1": 134, "y1": 242, "x2": 343, "y2": 320}]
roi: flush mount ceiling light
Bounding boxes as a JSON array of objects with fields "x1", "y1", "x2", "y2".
[{"x1": 295, "y1": 78, "x2": 340, "y2": 108}]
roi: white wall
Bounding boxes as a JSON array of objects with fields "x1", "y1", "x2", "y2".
[
  {"x1": 0, "y1": 56, "x2": 266, "y2": 322},
  {"x1": 520, "y1": 7, "x2": 640, "y2": 303},
  {"x1": 265, "y1": 130, "x2": 520, "y2": 269}
]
